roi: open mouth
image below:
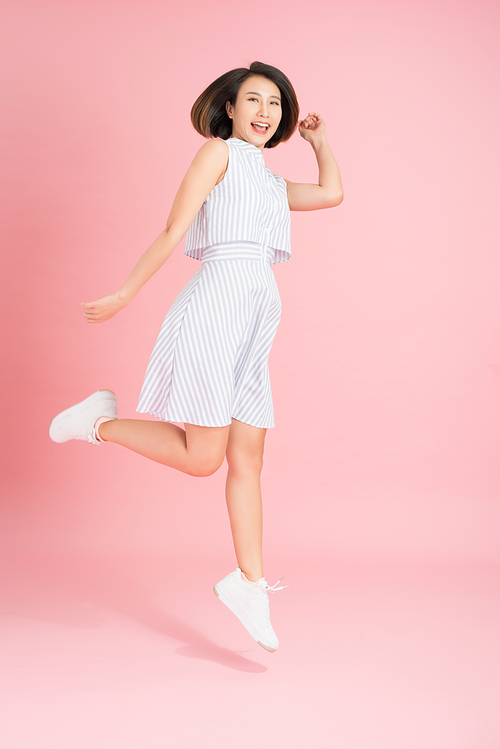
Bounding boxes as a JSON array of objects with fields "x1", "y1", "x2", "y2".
[{"x1": 251, "y1": 122, "x2": 270, "y2": 134}]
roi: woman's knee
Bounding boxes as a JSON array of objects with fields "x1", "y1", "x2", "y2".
[
  {"x1": 226, "y1": 449, "x2": 264, "y2": 476},
  {"x1": 189, "y1": 453, "x2": 225, "y2": 477},
  {"x1": 226, "y1": 420, "x2": 266, "y2": 476},
  {"x1": 184, "y1": 423, "x2": 229, "y2": 477}
]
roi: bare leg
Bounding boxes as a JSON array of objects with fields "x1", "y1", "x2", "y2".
[
  {"x1": 99, "y1": 418, "x2": 230, "y2": 477},
  {"x1": 225, "y1": 418, "x2": 267, "y2": 582}
]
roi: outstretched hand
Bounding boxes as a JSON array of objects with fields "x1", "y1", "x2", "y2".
[
  {"x1": 81, "y1": 293, "x2": 127, "y2": 323},
  {"x1": 298, "y1": 112, "x2": 326, "y2": 144}
]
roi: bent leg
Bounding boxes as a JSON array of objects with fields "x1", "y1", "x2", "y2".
[
  {"x1": 225, "y1": 418, "x2": 267, "y2": 582},
  {"x1": 99, "y1": 419, "x2": 229, "y2": 477}
]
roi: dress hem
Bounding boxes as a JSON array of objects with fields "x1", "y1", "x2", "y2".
[{"x1": 136, "y1": 408, "x2": 275, "y2": 430}]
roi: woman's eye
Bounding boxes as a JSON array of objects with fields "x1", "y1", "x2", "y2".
[{"x1": 247, "y1": 97, "x2": 280, "y2": 105}]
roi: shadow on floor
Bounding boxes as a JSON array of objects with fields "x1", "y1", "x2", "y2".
[{"x1": 0, "y1": 552, "x2": 267, "y2": 673}]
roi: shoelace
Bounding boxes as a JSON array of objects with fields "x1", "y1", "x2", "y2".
[
  {"x1": 256, "y1": 577, "x2": 288, "y2": 619},
  {"x1": 260, "y1": 576, "x2": 289, "y2": 594}
]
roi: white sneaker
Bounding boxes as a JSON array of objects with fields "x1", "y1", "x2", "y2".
[
  {"x1": 49, "y1": 390, "x2": 117, "y2": 444},
  {"x1": 214, "y1": 567, "x2": 287, "y2": 653}
]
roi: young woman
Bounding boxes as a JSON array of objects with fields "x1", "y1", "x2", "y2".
[{"x1": 50, "y1": 61, "x2": 343, "y2": 653}]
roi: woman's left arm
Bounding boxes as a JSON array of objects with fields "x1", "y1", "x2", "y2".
[{"x1": 283, "y1": 112, "x2": 344, "y2": 211}]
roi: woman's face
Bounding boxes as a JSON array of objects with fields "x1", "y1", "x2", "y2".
[{"x1": 226, "y1": 75, "x2": 282, "y2": 150}]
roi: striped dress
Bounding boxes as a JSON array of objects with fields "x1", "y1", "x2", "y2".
[{"x1": 136, "y1": 136, "x2": 291, "y2": 428}]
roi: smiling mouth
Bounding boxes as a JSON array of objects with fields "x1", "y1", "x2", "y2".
[{"x1": 251, "y1": 122, "x2": 270, "y2": 134}]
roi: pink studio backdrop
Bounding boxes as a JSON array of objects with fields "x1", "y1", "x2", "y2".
[
  {"x1": 2, "y1": 0, "x2": 500, "y2": 566},
  {"x1": 2, "y1": 3, "x2": 500, "y2": 749}
]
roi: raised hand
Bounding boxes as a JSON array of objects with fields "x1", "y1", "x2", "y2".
[
  {"x1": 298, "y1": 112, "x2": 326, "y2": 144},
  {"x1": 81, "y1": 293, "x2": 127, "y2": 323}
]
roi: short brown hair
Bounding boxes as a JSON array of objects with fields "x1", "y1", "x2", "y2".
[{"x1": 191, "y1": 61, "x2": 299, "y2": 149}]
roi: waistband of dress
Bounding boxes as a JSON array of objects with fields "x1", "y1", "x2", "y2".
[{"x1": 201, "y1": 242, "x2": 275, "y2": 265}]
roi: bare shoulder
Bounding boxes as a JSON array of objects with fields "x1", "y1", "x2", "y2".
[
  {"x1": 187, "y1": 138, "x2": 229, "y2": 185},
  {"x1": 167, "y1": 139, "x2": 232, "y2": 232},
  {"x1": 203, "y1": 137, "x2": 229, "y2": 153},
  {"x1": 193, "y1": 138, "x2": 229, "y2": 165}
]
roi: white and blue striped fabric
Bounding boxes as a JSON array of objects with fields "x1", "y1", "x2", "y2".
[
  {"x1": 184, "y1": 137, "x2": 291, "y2": 265},
  {"x1": 136, "y1": 137, "x2": 291, "y2": 428}
]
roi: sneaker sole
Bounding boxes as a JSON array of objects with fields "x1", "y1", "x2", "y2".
[
  {"x1": 49, "y1": 390, "x2": 117, "y2": 443},
  {"x1": 213, "y1": 582, "x2": 277, "y2": 653}
]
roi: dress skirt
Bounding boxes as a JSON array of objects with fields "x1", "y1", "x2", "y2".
[{"x1": 136, "y1": 242, "x2": 282, "y2": 428}]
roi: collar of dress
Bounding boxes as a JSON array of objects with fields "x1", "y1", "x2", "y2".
[{"x1": 226, "y1": 137, "x2": 265, "y2": 157}]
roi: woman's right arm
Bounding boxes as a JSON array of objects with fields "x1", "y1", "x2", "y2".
[{"x1": 81, "y1": 138, "x2": 229, "y2": 323}]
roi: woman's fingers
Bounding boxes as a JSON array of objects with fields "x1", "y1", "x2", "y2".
[
  {"x1": 81, "y1": 297, "x2": 121, "y2": 323},
  {"x1": 81, "y1": 294, "x2": 125, "y2": 324},
  {"x1": 298, "y1": 112, "x2": 326, "y2": 142},
  {"x1": 84, "y1": 313, "x2": 105, "y2": 324},
  {"x1": 299, "y1": 112, "x2": 322, "y2": 130},
  {"x1": 82, "y1": 301, "x2": 101, "y2": 322}
]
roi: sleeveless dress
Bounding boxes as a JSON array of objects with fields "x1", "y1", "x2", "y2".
[{"x1": 136, "y1": 137, "x2": 291, "y2": 428}]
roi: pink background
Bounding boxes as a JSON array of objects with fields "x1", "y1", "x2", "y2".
[{"x1": 1, "y1": 0, "x2": 500, "y2": 747}]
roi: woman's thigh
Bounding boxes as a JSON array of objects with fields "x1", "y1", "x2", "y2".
[
  {"x1": 184, "y1": 422, "x2": 231, "y2": 475},
  {"x1": 226, "y1": 418, "x2": 267, "y2": 473}
]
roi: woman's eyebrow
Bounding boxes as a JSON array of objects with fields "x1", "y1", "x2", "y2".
[{"x1": 245, "y1": 91, "x2": 281, "y2": 101}]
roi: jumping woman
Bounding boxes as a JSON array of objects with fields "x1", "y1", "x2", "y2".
[{"x1": 49, "y1": 61, "x2": 344, "y2": 653}]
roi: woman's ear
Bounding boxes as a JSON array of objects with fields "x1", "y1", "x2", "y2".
[{"x1": 226, "y1": 101, "x2": 233, "y2": 119}]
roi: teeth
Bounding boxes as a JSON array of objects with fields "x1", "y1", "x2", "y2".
[{"x1": 252, "y1": 123, "x2": 269, "y2": 129}]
